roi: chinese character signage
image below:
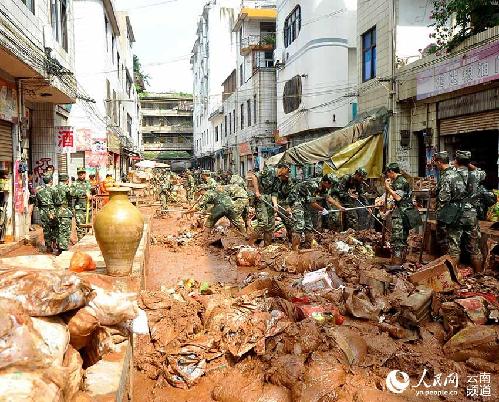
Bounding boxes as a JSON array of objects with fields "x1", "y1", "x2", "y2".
[
  {"x1": 55, "y1": 126, "x2": 76, "y2": 153},
  {"x1": 86, "y1": 137, "x2": 108, "y2": 168},
  {"x1": 417, "y1": 40, "x2": 499, "y2": 100}
]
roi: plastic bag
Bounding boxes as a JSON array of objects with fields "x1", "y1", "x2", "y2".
[
  {"x1": 69, "y1": 251, "x2": 96, "y2": 273},
  {"x1": 66, "y1": 306, "x2": 99, "y2": 350},
  {"x1": 88, "y1": 287, "x2": 138, "y2": 326},
  {"x1": 31, "y1": 317, "x2": 70, "y2": 367},
  {"x1": 0, "y1": 270, "x2": 90, "y2": 316},
  {"x1": 0, "y1": 299, "x2": 50, "y2": 370}
]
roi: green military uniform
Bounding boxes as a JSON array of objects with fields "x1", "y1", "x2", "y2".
[
  {"x1": 272, "y1": 173, "x2": 295, "y2": 240},
  {"x1": 287, "y1": 179, "x2": 319, "y2": 238},
  {"x1": 53, "y1": 174, "x2": 72, "y2": 252},
  {"x1": 185, "y1": 173, "x2": 196, "y2": 202},
  {"x1": 198, "y1": 190, "x2": 245, "y2": 233},
  {"x1": 435, "y1": 154, "x2": 467, "y2": 260},
  {"x1": 224, "y1": 183, "x2": 249, "y2": 234},
  {"x1": 71, "y1": 169, "x2": 91, "y2": 241},
  {"x1": 386, "y1": 165, "x2": 419, "y2": 260},
  {"x1": 36, "y1": 175, "x2": 57, "y2": 250},
  {"x1": 338, "y1": 168, "x2": 368, "y2": 230},
  {"x1": 230, "y1": 174, "x2": 247, "y2": 190},
  {"x1": 254, "y1": 167, "x2": 276, "y2": 244},
  {"x1": 160, "y1": 175, "x2": 173, "y2": 209},
  {"x1": 315, "y1": 174, "x2": 341, "y2": 231}
]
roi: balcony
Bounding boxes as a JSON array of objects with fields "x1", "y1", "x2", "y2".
[
  {"x1": 141, "y1": 109, "x2": 193, "y2": 117},
  {"x1": 240, "y1": 33, "x2": 275, "y2": 56},
  {"x1": 143, "y1": 142, "x2": 193, "y2": 152},
  {"x1": 141, "y1": 125, "x2": 193, "y2": 134}
]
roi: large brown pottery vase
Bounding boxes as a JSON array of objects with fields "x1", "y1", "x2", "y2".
[{"x1": 94, "y1": 187, "x2": 144, "y2": 276}]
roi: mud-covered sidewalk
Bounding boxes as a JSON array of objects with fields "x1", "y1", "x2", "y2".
[{"x1": 133, "y1": 205, "x2": 499, "y2": 402}]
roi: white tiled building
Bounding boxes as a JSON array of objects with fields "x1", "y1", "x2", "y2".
[{"x1": 0, "y1": 0, "x2": 77, "y2": 240}]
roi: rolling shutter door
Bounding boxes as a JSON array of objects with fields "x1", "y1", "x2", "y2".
[
  {"x1": 0, "y1": 120, "x2": 13, "y2": 162},
  {"x1": 440, "y1": 110, "x2": 499, "y2": 136},
  {"x1": 57, "y1": 153, "x2": 68, "y2": 175}
]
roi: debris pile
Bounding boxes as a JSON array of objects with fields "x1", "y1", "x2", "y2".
[
  {"x1": 151, "y1": 231, "x2": 195, "y2": 249},
  {"x1": 0, "y1": 268, "x2": 141, "y2": 401}
]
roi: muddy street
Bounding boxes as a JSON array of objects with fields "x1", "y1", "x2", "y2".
[{"x1": 132, "y1": 204, "x2": 499, "y2": 402}]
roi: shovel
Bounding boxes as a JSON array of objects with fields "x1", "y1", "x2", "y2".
[{"x1": 375, "y1": 193, "x2": 391, "y2": 258}]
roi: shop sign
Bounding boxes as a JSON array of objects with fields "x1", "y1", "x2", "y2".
[
  {"x1": 273, "y1": 129, "x2": 288, "y2": 145},
  {"x1": 0, "y1": 80, "x2": 18, "y2": 123},
  {"x1": 239, "y1": 142, "x2": 252, "y2": 156},
  {"x1": 55, "y1": 126, "x2": 76, "y2": 153},
  {"x1": 86, "y1": 137, "x2": 107, "y2": 167},
  {"x1": 75, "y1": 128, "x2": 92, "y2": 151},
  {"x1": 417, "y1": 40, "x2": 499, "y2": 100}
]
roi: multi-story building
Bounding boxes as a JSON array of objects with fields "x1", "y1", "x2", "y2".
[
  {"x1": 140, "y1": 93, "x2": 194, "y2": 172},
  {"x1": 191, "y1": 0, "x2": 240, "y2": 170},
  {"x1": 216, "y1": 1, "x2": 279, "y2": 175},
  {"x1": 69, "y1": 0, "x2": 140, "y2": 180},
  {"x1": 275, "y1": 0, "x2": 358, "y2": 146},
  {"x1": 0, "y1": 0, "x2": 76, "y2": 241},
  {"x1": 357, "y1": 0, "x2": 499, "y2": 187}
]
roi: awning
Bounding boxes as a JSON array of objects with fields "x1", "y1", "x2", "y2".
[
  {"x1": 323, "y1": 134, "x2": 383, "y2": 178},
  {"x1": 266, "y1": 108, "x2": 387, "y2": 166}
]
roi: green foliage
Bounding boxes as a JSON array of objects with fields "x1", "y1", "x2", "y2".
[
  {"x1": 431, "y1": 0, "x2": 499, "y2": 49},
  {"x1": 143, "y1": 151, "x2": 191, "y2": 160},
  {"x1": 133, "y1": 55, "x2": 150, "y2": 94}
]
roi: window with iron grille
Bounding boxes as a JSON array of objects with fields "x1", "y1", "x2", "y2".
[
  {"x1": 284, "y1": 6, "x2": 301, "y2": 48},
  {"x1": 362, "y1": 27, "x2": 376, "y2": 82}
]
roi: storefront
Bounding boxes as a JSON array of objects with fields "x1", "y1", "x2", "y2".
[{"x1": 0, "y1": 120, "x2": 13, "y2": 242}]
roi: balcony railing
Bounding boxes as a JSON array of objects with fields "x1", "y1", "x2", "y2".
[
  {"x1": 143, "y1": 142, "x2": 193, "y2": 151},
  {"x1": 240, "y1": 33, "x2": 276, "y2": 55},
  {"x1": 141, "y1": 125, "x2": 193, "y2": 134}
]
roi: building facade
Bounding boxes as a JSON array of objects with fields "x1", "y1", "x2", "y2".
[
  {"x1": 69, "y1": 0, "x2": 140, "y2": 181},
  {"x1": 275, "y1": 0, "x2": 358, "y2": 146},
  {"x1": 140, "y1": 93, "x2": 194, "y2": 172},
  {"x1": 218, "y1": 2, "x2": 279, "y2": 176},
  {"x1": 191, "y1": 0, "x2": 240, "y2": 170},
  {"x1": 0, "y1": 0, "x2": 77, "y2": 241},
  {"x1": 357, "y1": 0, "x2": 499, "y2": 188}
]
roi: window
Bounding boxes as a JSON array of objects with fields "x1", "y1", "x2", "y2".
[
  {"x1": 112, "y1": 90, "x2": 117, "y2": 123},
  {"x1": 106, "y1": 80, "x2": 111, "y2": 118},
  {"x1": 247, "y1": 100, "x2": 252, "y2": 127},
  {"x1": 215, "y1": 126, "x2": 219, "y2": 142},
  {"x1": 126, "y1": 71, "x2": 132, "y2": 97},
  {"x1": 105, "y1": 16, "x2": 109, "y2": 51},
  {"x1": 224, "y1": 116, "x2": 228, "y2": 137},
  {"x1": 127, "y1": 114, "x2": 132, "y2": 137},
  {"x1": 240, "y1": 64, "x2": 244, "y2": 86},
  {"x1": 112, "y1": 35, "x2": 116, "y2": 64},
  {"x1": 233, "y1": 110, "x2": 236, "y2": 133},
  {"x1": 240, "y1": 104, "x2": 244, "y2": 129},
  {"x1": 362, "y1": 27, "x2": 376, "y2": 82},
  {"x1": 229, "y1": 112, "x2": 232, "y2": 134},
  {"x1": 254, "y1": 95, "x2": 257, "y2": 124},
  {"x1": 21, "y1": 0, "x2": 35, "y2": 14},
  {"x1": 50, "y1": 0, "x2": 69, "y2": 51},
  {"x1": 283, "y1": 75, "x2": 302, "y2": 114},
  {"x1": 117, "y1": 54, "x2": 121, "y2": 79},
  {"x1": 284, "y1": 6, "x2": 301, "y2": 48}
]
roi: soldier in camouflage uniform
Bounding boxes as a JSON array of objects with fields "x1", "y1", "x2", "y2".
[
  {"x1": 384, "y1": 163, "x2": 420, "y2": 264},
  {"x1": 200, "y1": 170, "x2": 218, "y2": 190},
  {"x1": 453, "y1": 150, "x2": 483, "y2": 271},
  {"x1": 53, "y1": 174, "x2": 72, "y2": 254},
  {"x1": 71, "y1": 168, "x2": 91, "y2": 241},
  {"x1": 337, "y1": 168, "x2": 368, "y2": 230},
  {"x1": 186, "y1": 189, "x2": 246, "y2": 233},
  {"x1": 223, "y1": 179, "x2": 249, "y2": 235},
  {"x1": 251, "y1": 165, "x2": 276, "y2": 246},
  {"x1": 184, "y1": 170, "x2": 196, "y2": 202},
  {"x1": 314, "y1": 174, "x2": 344, "y2": 231},
  {"x1": 272, "y1": 163, "x2": 295, "y2": 245},
  {"x1": 159, "y1": 174, "x2": 173, "y2": 210},
  {"x1": 36, "y1": 174, "x2": 57, "y2": 252},
  {"x1": 433, "y1": 151, "x2": 467, "y2": 263}
]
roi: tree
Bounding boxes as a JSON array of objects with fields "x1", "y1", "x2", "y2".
[
  {"x1": 133, "y1": 55, "x2": 150, "y2": 93},
  {"x1": 431, "y1": 0, "x2": 499, "y2": 50}
]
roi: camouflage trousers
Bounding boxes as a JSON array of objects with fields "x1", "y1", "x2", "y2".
[
  {"x1": 186, "y1": 186, "x2": 195, "y2": 202},
  {"x1": 288, "y1": 202, "x2": 313, "y2": 235},
  {"x1": 255, "y1": 195, "x2": 275, "y2": 235},
  {"x1": 39, "y1": 208, "x2": 57, "y2": 246},
  {"x1": 437, "y1": 209, "x2": 481, "y2": 260},
  {"x1": 390, "y1": 209, "x2": 409, "y2": 258},
  {"x1": 160, "y1": 192, "x2": 170, "y2": 209},
  {"x1": 341, "y1": 199, "x2": 359, "y2": 230},
  {"x1": 205, "y1": 204, "x2": 246, "y2": 233},
  {"x1": 74, "y1": 207, "x2": 91, "y2": 242},
  {"x1": 56, "y1": 217, "x2": 72, "y2": 251}
]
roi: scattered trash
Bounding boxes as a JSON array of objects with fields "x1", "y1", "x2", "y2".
[
  {"x1": 399, "y1": 286, "x2": 433, "y2": 328},
  {"x1": 335, "y1": 241, "x2": 352, "y2": 253},
  {"x1": 455, "y1": 296, "x2": 489, "y2": 325},
  {"x1": 408, "y1": 255, "x2": 459, "y2": 292}
]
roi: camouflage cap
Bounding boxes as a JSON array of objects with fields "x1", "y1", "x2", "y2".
[
  {"x1": 384, "y1": 162, "x2": 400, "y2": 173},
  {"x1": 42, "y1": 174, "x2": 53, "y2": 184},
  {"x1": 277, "y1": 162, "x2": 290, "y2": 170},
  {"x1": 77, "y1": 167, "x2": 86, "y2": 174},
  {"x1": 321, "y1": 173, "x2": 337, "y2": 183},
  {"x1": 201, "y1": 170, "x2": 211, "y2": 175},
  {"x1": 59, "y1": 174, "x2": 69, "y2": 181},
  {"x1": 434, "y1": 151, "x2": 449, "y2": 162},
  {"x1": 355, "y1": 167, "x2": 368, "y2": 178},
  {"x1": 455, "y1": 150, "x2": 472, "y2": 160}
]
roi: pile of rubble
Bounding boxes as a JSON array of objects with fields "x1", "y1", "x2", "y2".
[
  {"x1": 136, "y1": 227, "x2": 499, "y2": 401},
  {"x1": 151, "y1": 231, "x2": 195, "y2": 250},
  {"x1": 0, "y1": 268, "x2": 142, "y2": 400}
]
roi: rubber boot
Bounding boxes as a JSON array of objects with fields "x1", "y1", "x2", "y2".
[
  {"x1": 471, "y1": 255, "x2": 483, "y2": 273},
  {"x1": 304, "y1": 232, "x2": 314, "y2": 249},
  {"x1": 263, "y1": 232, "x2": 273, "y2": 247},
  {"x1": 291, "y1": 233, "x2": 301, "y2": 251}
]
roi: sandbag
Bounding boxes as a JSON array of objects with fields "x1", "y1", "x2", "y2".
[
  {"x1": 0, "y1": 299, "x2": 50, "y2": 370},
  {"x1": 66, "y1": 306, "x2": 99, "y2": 350},
  {"x1": 0, "y1": 270, "x2": 90, "y2": 316},
  {"x1": 88, "y1": 287, "x2": 138, "y2": 326},
  {"x1": 83, "y1": 359, "x2": 123, "y2": 397},
  {"x1": 62, "y1": 345, "x2": 83, "y2": 401},
  {"x1": 31, "y1": 317, "x2": 70, "y2": 367},
  {"x1": 69, "y1": 251, "x2": 96, "y2": 273},
  {"x1": 0, "y1": 369, "x2": 63, "y2": 402}
]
